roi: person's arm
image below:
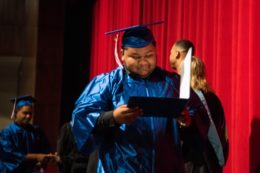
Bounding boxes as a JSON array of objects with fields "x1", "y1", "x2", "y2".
[
  {"x1": 72, "y1": 74, "x2": 115, "y2": 154},
  {"x1": 94, "y1": 111, "x2": 117, "y2": 131},
  {"x1": 93, "y1": 105, "x2": 142, "y2": 134},
  {"x1": 176, "y1": 108, "x2": 192, "y2": 127},
  {"x1": 0, "y1": 127, "x2": 25, "y2": 172},
  {"x1": 187, "y1": 89, "x2": 210, "y2": 139},
  {"x1": 72, "y1": 72, "x2": 144, "y2": 154},
  {"x1": 25, "y1": 153, "x2": 55, "y2": 163},
  {"x1": 24, "y1": 153, "x2": 57, "y2": 171}
]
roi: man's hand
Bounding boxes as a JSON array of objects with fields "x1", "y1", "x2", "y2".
[
  {"x1": 176, "y1": 109, "x2": 191, "y2": 127},
  {"x1": 113, "y1": 104, "x2": 143, "y2": 124}
]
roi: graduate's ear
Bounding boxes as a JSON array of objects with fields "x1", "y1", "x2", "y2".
[
  {"x1": 121, "y1": 49, "x2": 125, "y2": 61},
  {"x1": 175, "y1": 51, "x2": 181, "y2": 59}
]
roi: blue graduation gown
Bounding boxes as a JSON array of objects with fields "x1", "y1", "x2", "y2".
[
  {"x1": 0, "y1": 122, "x2": 50, "y2": 173},
  {"x1": 72, "y1": 67, "x2": 209, "y2": 173}
]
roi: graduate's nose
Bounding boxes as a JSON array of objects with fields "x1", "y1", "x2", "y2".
[{"x1": 139, "y1": 57, "x2": 149, "y2": 65}]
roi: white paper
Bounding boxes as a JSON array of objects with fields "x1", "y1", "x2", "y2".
[{"x1": 179, "y1": 48, "x2": 192, "y2": 99}]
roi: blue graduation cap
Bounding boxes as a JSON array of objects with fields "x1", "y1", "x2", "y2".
[
  {"x1": 10, "y1": 95, "x2": 35, "y2": 119},
  {"x1": 105, "y1": 21, "x2": 164, "y2": 48}
]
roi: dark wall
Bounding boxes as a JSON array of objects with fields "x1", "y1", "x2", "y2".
[
  {"x1": 0, "y1": 0, "x2": 38, "y2": 127},
  {"x1": 60, "y1": 0, "x2": 94, "y2": 126},
  {"x1": 35, "y1": 0, "x2": 94, "y2": 151},
  {"x1": 35, "y1": 0, "x2": 65, "y2": 151}
]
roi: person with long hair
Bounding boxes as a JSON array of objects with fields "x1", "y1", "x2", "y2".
[
  {"x1": 170, "y1": 41, "x2": 228, "y2": 173},
  {"x1": 188, "y1": 56, "x2": 229, "y2": 173}
]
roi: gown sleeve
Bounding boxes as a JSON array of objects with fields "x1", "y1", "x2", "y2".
[
  {"x1": 0, "y1": 127, "x2": 25, "y2": 172},
  {"x1": 72, "y1": 74, "x2": 114, "y2": 155}
]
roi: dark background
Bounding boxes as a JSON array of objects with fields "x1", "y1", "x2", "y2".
[{"x1": 0, "y1": 0, "x2": 95, "y2": 151}]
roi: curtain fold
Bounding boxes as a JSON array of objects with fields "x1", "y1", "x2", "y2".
[{"x1": 89, "y1": 0, "x2": 260, "y2": 172}]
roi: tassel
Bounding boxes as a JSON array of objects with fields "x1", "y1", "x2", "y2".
[
  {"x1": 114, "y1": 34, "x2": 123, "y2": 67},
  {"x1": 10, "y1": 99, "x2": 16, "y2": 119}
]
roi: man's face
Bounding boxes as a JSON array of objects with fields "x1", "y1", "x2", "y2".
[
  {"x1": 122, "y1": 44, "x2": 157, "y2": 78},
  {"x1": 14, "y1": 105, "x2": 33, "y2": 125},
  {"x1": 169, "y1": 44, "x2": 186, "y2": 74},
  {"x1": 169, "y1": 44, "x2": 180, "y2": 70}
]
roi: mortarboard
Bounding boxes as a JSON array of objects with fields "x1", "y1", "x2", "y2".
[
  {"x1": 10, "y1": 95, "x2": 35, "y2": 119},
  {"x1": 105, "y1": 21, "x2": 163, "y2": 48},
  {"x1": 105, "y1": 21, "x2": 164, "y2": 66}
]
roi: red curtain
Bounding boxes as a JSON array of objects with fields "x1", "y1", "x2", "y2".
[{"x1": 89, "y1": 0, "x2": 260, "y2": 173}]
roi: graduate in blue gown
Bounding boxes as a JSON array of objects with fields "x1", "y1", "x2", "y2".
[
  {"x1": 0, "y1": 95, "x2": 57, "y2": 173},
  {"x1": 72, "y1": 24, "x2": 210, "y2": 173}
]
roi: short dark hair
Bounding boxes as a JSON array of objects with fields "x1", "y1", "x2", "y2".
[{"x1": 175, "y1": 39, "x2": 195, "y2": 55}]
